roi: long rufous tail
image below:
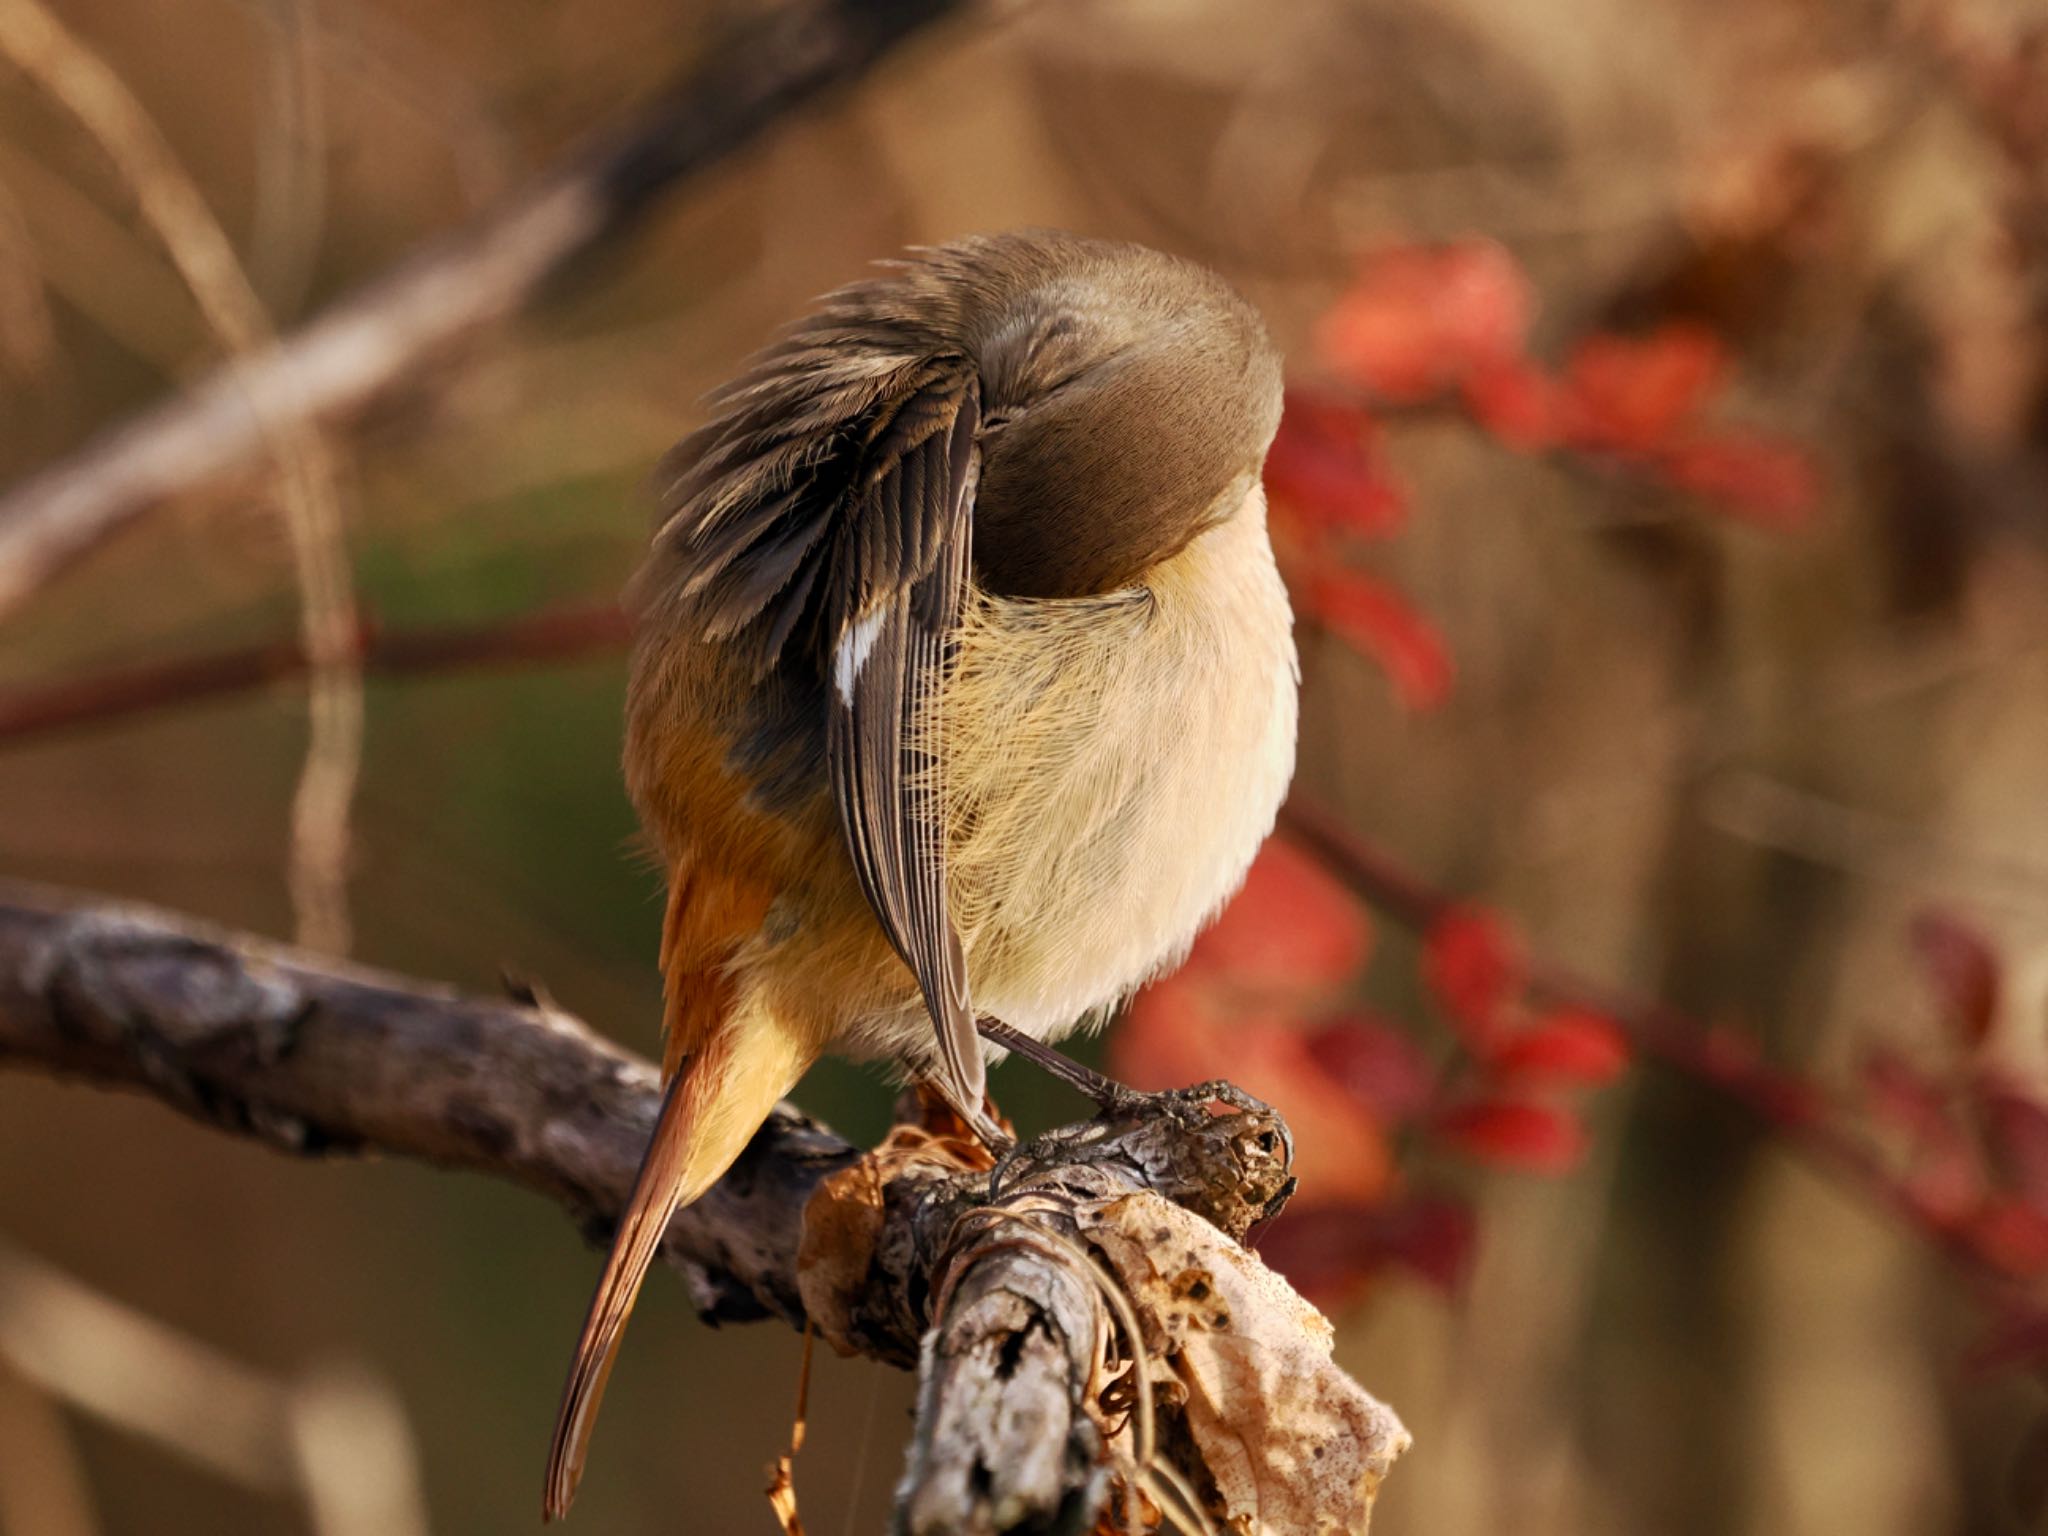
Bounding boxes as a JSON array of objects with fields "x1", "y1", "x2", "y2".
[{"x1": 541, "y1": 1015, "x2": 810, "y2": 1520}]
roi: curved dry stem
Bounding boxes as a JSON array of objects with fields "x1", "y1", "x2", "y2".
[
  {"x1": 247, "y1": 0, "x2": 329, "y2": 316},
  {"x1": 0, "y1": 170, "x2": 55, "y2": 381},
  {"x1": 946, "y1": 1202, "x2": 1221, "y2": 1536},
  {"x1": 0, "y1": 0, "x2": 362, "y2": 952}
]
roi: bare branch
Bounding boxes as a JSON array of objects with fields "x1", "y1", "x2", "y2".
[
  {"x1": 10, "y1": 590, "x2": 2042, "y2": 1334},
  {"x1": 0, "y1": 878, "x2": 850, "y2": 1327},
  {"x1": 0, "y1": 0, "x2": 365, "y2": 950},
  {"x1": 0, "y1": 0, "x2": 968, "y2": 619},
  {"x1": 7, "y1": 582, "x2": 2035, "y2": 1338},
  {"x1": 0, "y1": 1244, "x2": 433, "y2": 1536},
  {"x1": 0, "y1": 602, "x2": 630, "y2": 743},
  {"x1": 1275, "y1": 798, "x2": 2048, "y2": 1307},
  {"x1": 0, "y1": 879, "x2": 1403, "y2": 1532}
]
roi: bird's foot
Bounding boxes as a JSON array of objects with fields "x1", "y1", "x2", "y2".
[
  {"x1": 974, "y1": 1053, "x2": 1297, "y2": 1227},
  {"x1": 974, "y1": 1016, "x2": 1132, "y2": 1109},
  {"x1": 974, "y1": 1017, "x2": 1289, "y2": 1164},
  {"x1": 1098, "y1": 1077, "x2": 1281, "y2": 1123},
  {"x1": 976, "y1": 1017, "x2": 1276, "y2": 1118}
]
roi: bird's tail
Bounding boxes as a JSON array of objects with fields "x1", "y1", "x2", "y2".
[{"x1": 541, "y1": 1010, "x2": 811, "y2": 1521}]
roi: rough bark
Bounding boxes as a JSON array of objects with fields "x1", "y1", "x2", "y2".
[{"x1": 0, "y1": 880, "x2": 1404, "y2": 1532}]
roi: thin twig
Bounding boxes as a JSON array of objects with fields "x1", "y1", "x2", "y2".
[
  {"x1": 0, "y1": 0, "x2": 363, "y2": 952},
  {"x1": 0, "y1": 1238, "x2": 300, "y2": 1488},
  {"x1": 0, "y1": 135, "x2": 197, "y2": 371},
  {"x1": 0, "y1": 0, "x2": 968, "y2": 614},
  {"x1": 287, "y1": 1363, "x2": 432, "y2": 1536},
  {"x1": 0, "y1": 1240, "x2": 433, "y2": 1535},
  {"x1": 0, "y1": 171, "x2": 56, "y2": 383},
  {"x1": 247, "y1": 0, "x2": 329, "y2": 317},
  {"x1": 0, "y1": 1358, "x2": 100, "y2": 1536},
  {"x1": 1273, "y1": 797, "x2": 2042, "y2": 1303},
  {"x1": 0, "y1": 602, "x2": 630, "y2": 744},
  {"x1": 285, "y1": 1, "x2": 513, "y2": 206},
  {"x1": 5, "y1": 595, "x2": 2037, "y2": 1323}
]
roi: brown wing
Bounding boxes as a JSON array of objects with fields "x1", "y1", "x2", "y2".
[
  {"x1": 653, "y1": 351, "x2": 987, "y2": 1116},
  {"x1": 823, "y1": 365, "x2": 984, "y2": 1114}
]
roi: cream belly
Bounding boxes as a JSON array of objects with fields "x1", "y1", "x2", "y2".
[{"x1": 940, "y1": 486, "x2": 1299, "y2": 1045}]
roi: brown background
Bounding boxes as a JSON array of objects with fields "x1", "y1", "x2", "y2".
[{"x1": 5, "y1": 0, "x2": 2048, "y2": 1532}]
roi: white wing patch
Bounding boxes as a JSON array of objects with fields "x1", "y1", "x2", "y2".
[{"x1": 833, "y1": 609, "x2": 888, "y2": 703}]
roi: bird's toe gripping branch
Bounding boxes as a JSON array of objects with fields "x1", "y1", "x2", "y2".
[{"x1": 793, "y1": 1081, "x2": 1405, "y2": 1535}]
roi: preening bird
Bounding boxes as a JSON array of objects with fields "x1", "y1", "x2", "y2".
[{"x1": 543, "y1": 229, "x2": 1299, "y2": 1518}]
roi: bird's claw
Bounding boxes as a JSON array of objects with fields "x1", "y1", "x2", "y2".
[{"x1": 1098, "y1": 1078, "x2": 1276, "y2": 1121}]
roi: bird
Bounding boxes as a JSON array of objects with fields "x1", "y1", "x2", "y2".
[{"x1": 543, "y1": 228, "x2": 1298, "y2": 1519}]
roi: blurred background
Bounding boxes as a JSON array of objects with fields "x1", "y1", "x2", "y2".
[{"x1": 4, "y1": 0, "x2": 2048, "y2": 1531}]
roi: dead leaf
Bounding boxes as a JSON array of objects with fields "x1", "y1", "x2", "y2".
[
  {"x1": 798, "y1": 1124, "x2": 992, "y2": 1356},
  {"x1": 1087, "y1": 1192, "x2": 1411, "y2": 1535},
  {"x1": 1088, "y1": 1477, "x2": 1162, "y2": 1534},
  {"x1": 765, "y1": 1454, "x2": 805, "y2": 1536},
  {"x1": 764, "y1": 1324, "x2": 814, "y2": 1535}
]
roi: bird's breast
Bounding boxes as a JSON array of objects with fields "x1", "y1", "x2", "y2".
[{"x1": 939, "y1": 485, "x2": 1299, "y2": 1042}]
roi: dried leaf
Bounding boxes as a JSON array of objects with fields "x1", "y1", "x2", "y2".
[
  {"x1": 1088, "y1": 1480, "x2": 1162, "y2": 1535},
  {"x1": 766, "y1": 1456, "x2": 805, "y2": 1536},
  {"x1": 1088, "y1": 1192, "x2": 1411, "y2": 1534},
  {"x1": 764, "y1": 1327, "x2": 813, "y2": 1536},
  {"x1": 798, "y1": 1125, "x2": 992, "y2": 1355}
]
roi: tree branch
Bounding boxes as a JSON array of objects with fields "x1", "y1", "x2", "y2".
[
  {"x1": 0, "y1": 0, "x2": 968, "y2": 618},
  {"x1": 7, "y1": 589, "x2": 2032, "y2": 1325},
  {"x1": 0, "y1": 602, "x2": 629, "y2": 744},
  {"x1": 0, "y1": 876, "x2": 848, "y2": 1325},
  {"x1": 8, "y1": 594, "x2": 2035, "y2": 1320},
  {"x1": 0, "y1": 878, "x2": 1405, "y2": 1531},
  {"x1": 1275, "y1": 798, "x2": 2042, "y2": 1303}
]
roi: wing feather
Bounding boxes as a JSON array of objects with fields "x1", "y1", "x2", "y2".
[
  {"x1": 648, "y1": 340, "x2": 987, "y2": 1115},
  {"x1": 825, "y1": 370, "x2": 984, "y2": 1113}
]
